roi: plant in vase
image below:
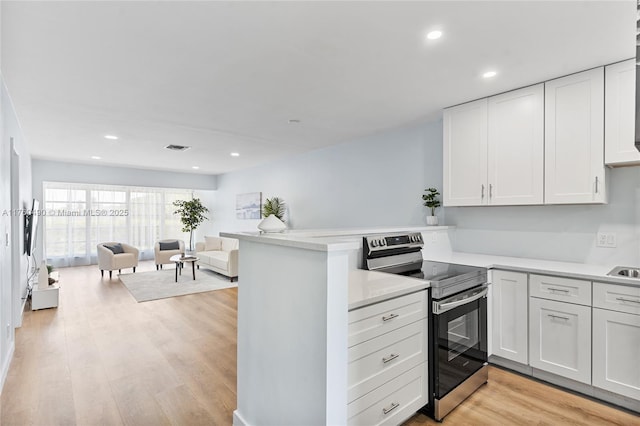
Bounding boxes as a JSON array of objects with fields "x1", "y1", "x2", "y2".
[
  {"x1": 173, "y1": 197, "x2": 210, "y2": 254},
  {"x1": 422, "y1": 187, "x2": 441, "y2": 226},
  {"x1": 46, "y1": 264, "x2": 56, "y2": 285},
  {"x1": 259, "y1": 196, "x2": 287, "y2": 233}
]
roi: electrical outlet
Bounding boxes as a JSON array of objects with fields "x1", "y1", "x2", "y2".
[
  {"x1": 596, "y1": 232, "x2": 617, "y2": 248},
  {"x1": 431, "y1": 232, "x2": 438, "y2": 243}
]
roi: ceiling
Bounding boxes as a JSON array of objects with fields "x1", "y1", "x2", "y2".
[{"x1": 1, "y1": 1, "x2": 634, "y2": 175}]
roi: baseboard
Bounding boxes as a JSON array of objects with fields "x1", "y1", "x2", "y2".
[
  {"x1": 0, "y1": 340, "x2": 15, "y2": 393},
  {"x1": 489, "y1": 355, "x2": 532, "y2": 376},
  {"x1": 233, "y1": 410, "x2": 251, "y2": 426}
]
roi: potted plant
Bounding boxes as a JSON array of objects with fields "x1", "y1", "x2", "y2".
[
  {"x1": 46, "y1": 264, "x2": 56, "y2": 285},
  {"x1": 422, "y1": 187, "x2": 441, "y2": 226},
  {"x1": 258, "y1": 196, "x2": 287, "y2": 233},
  {"x1": 173, "y1": 197, "x2": 210, "y2": 254}
]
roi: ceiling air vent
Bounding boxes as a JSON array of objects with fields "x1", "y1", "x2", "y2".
[{"x1": 165, "y1": 144, "x2": 191, "y2": 152}]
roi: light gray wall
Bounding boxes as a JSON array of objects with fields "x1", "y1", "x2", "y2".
[
  {"x1": 211, "y1": 121, "x2": 443, "y2": 236},
  {"x1": 445, "y1": 166, "x2": 640, "y2": 266},
  {"x1": 31, "y1": 159, "x2": 218, "y2": 261}
]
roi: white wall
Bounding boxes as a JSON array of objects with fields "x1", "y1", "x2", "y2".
[
  {"x1": 31, "y1": 159, "x2": 218, "y2": 261},
  {"x1": 446, "y1": 166, "x2": 640, "y2": 266},
  {"x1": 212, "y1": 121, "x2": 443, "y2": 236},
  {"x1": 0, "y1": 76, "x2": 32, "y2": 390}
]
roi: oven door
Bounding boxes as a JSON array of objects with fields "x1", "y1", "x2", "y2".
[{"x1": 432, "y1": 285, "x2": 488, "y2": 400}]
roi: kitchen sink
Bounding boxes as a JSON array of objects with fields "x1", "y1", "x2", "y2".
[{"x1": 607, "y1": 266, "x2": 640, "y2": 278}]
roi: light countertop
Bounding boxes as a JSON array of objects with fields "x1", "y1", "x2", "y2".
[
  {"x1": 425, "y1": 251, "x2": 640, "y2": 288},
  {"x1": 348, "y1": 269, "x2": 429, "y2": 310},
  {"x1": 221, "y1": 226, "x2": 452, "y2": 252}
]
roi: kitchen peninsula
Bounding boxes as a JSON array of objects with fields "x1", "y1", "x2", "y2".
[{"x1": 221, "y1": 227, "x2": 448, "y2": 426}]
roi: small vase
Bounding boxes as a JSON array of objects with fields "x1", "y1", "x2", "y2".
[
  {"x1": 258, "y1": 214, "x2": 287, "y2": 233},
  {"x1": 426, "y1": 215, "x2": 438, "y2": 226}
]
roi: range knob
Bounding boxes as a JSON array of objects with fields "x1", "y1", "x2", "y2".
[
  {"x1": 380, "y1": 239, "x2": 386, "y2": 246},
  {"x1": 371, "y1": 240, "x2": 378, "y2": 247},
  {"x1": 410, "y1": 235, "x2": 416, "y2": 242}
]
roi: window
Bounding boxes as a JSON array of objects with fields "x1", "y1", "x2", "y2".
[{"x1": 43, "y1": 182, "x2": 196, "y2": 266}]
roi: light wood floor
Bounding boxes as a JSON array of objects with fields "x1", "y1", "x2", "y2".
[{"x1": 1, "y1": 261, "x2": 639, "y2": 425}]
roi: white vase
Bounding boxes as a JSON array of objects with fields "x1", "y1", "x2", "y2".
[
  {"x1": 426, "y1": 215, "x2": 438, "y2": 226},
  {"x1": 258, "y1": 214, "x2": 287, "y2": 233}
]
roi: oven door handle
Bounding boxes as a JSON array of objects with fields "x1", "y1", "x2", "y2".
[{"x1": 434, "y1": 287, "x2": 488, "y2": 314}]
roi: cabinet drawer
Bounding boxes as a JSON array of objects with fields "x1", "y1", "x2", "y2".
[
  {"x1": 347, "y1": 363, "x2": 428, "y2": 426},
  {"x1": 348, "y1": 291, "x2": 427, "y2": 347},
  {"x1": 348, "y1": 320, "x2": 427, "y2": 402},
  {"x1": 530, "y1": 274, "x2": 591, "y2": 306},
  {"x1": 593, "y1": 282, "x2": 640, "y2": 315}
]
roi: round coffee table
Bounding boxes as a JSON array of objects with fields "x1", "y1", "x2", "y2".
[{"x1": 169, "y1": 254, "x2": 199, "y2": 282}]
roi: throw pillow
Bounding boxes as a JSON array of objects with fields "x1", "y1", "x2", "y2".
[
  {"x1": 104, "y1": 243, "x2": 124, "y2": 254},
  {"x1": 159, "y1": 240, "x2": 180, "y2": 251}
]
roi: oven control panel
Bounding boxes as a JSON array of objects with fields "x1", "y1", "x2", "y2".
[{"x1": 364, "y1": 232, "x2": 424, "y2": 252}]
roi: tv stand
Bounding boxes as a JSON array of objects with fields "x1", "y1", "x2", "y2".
[{"x1": 32, "y1": 271, "x2": 59, "y2": 310}]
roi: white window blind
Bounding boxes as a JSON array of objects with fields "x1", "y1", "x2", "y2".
[{"x1": 43, "y1": 182, "x2": 193, "y2": 267}]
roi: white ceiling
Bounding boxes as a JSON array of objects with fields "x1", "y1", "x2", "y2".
[{"x1": 1, "y1": 1, "x2": 634, "y2": 175}]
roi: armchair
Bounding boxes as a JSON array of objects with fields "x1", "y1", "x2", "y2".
[
  {"x1": 154, "y1": 239, "x2": 185, "y2": 270},
  {"x1": 97, "y1": 242, "x2": 139, "y2": 279}
]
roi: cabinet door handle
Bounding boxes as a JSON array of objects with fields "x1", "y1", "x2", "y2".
[
  {"x1": 547, "y1": 314, "x2": 570, "y2": 320},
  {"x1": 548, "y1": 287, "x2": 569, "y2": 293},
  {"x1": 382, "y1": 402, "x2": 400, "y2": 415},
  {"x1": 481, "y1": 184, "x2": 485, "y2": 199},
  {"x1": 382, "y1": 313, "x2": 399, "y2": 322},
  {"x1": 616, "y1": 297, "x2": 640, "y2": 304},
  {"x1": 595, "y1": 176, "x2": 599, "y2": 194},
  {"x1": 489, "y1": 184, "x2": 493, "y2": 198},
  {"x1": 382, "y1": 353, "x2": 400, "y2": 364}
]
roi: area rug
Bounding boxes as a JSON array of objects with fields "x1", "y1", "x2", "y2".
[{"x1": 118, "y1": 269, "x2": 237, "y2": 302}]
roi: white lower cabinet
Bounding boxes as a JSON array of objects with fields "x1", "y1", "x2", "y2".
[
  {"x1": 592, "y1": 281, "x2": 640, "y2": 400},
  {"x1": 491, "y1": 270, "x2": 528, "y2": 364},
  {"x1": 347, "y1": 290, "x2": 428, "y2": 425},
  {"x1": 529, "y1": 297, "x2": 591, "y2": 384}
]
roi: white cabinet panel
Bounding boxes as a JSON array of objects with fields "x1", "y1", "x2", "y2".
[
  {"x1": 491, "y1": 270, "x2": 528, "y2": 364},
  {"x1": 593, "y1": 308, "x2": 640, "y2": 400},
  {"x1": 529, "y1": 274, "x2": 591, "y2": 306},
  {"x1": 593, "y1": 282, "x2": 640, "y2": 316},
  {"x1": 488, "y1": 84, "x2": 544, "y2": 205},
  {"x1": 443, "y1": 99, "x2": 488, "y2": 206},
  {"x1": 545, "y1": 67, "x2": 606, "y2": 204},
  {"x1": 605, "y1": 59, "x2": 639, "y2": 166},
  {"x1": 529, "y1": 298, "x2": 591, "y2": 384}
]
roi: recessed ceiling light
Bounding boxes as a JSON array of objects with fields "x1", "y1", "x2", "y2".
[
  {"x1": 426, "y1": 30, "x2": 442, "y2": 40},
  {"x1": 230, "y1": 152, "x2": 240, "y2": 157},
  {"x1": 288, "y1": 119, "x2": 300, "y2": 124},
  {"x1": 91, "y1": 156, "x2": 101, "y2": 160},
  {"x1": 104, "y1": 135, "x2": 119, "y2": 140},
  {"x1": 192, "y1": 166, "x2": 200, "y2": 170},
  {"x1": 482, "y1": 71, "x2": 497, "y2": 78}
]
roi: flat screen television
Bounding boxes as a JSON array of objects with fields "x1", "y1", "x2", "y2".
[{"x1": 24, "y1": 199, "x2": 39, "y2": 256}]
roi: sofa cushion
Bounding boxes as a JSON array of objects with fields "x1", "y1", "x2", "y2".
[
  {"x1": 205, "y1": 236, "x2": 222, "y2": 251},
  {"x1": 220, "y1": 237, "x2": 239, "y2": 251},
  {"x1": 104, "y1": 243, "x2": 124, "y2": 254},
  {"x1": 159, "y1": 240, "x2": 180, "y2": 251},
  {"x1": 199, "y1": 250, "x2": 229, "y2": 271}
]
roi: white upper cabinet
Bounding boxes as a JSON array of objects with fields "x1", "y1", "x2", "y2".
[
  {"x1": 488, "y1": 84, "x2": 544, "y2": 205},
  {"x1": 544, "y1": 67, "x2": 606, "y2": 204},
  {"x1": 443, "y1": 99, "x2": 488, "y2": 206},
  {"x1": 605, "y1": 59, "x2": 639, "y2": 166}
]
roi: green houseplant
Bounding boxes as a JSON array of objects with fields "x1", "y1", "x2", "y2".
[
  {"x1": 422, "y1": 187, "x2": 441, "y2": 225},
  {"x1": 262, "y1": 197, "x2": 286, "y2": 221},
  {"x1": 173, "y1": 197, "x2": 210, "y2": 253}
]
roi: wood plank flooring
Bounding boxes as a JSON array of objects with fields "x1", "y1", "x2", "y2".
[{"x1": 1, "y1": 261, "x2": 638, "y2": 425}]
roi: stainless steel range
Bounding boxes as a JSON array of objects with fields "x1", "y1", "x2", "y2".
[{"x1": 362, "y1": 232, "x2": 489, "y2": 421}]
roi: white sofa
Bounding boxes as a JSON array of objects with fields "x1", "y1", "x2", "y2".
[{"x1": 195, "y1": 236, "x2": 239, "y2": 282}]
